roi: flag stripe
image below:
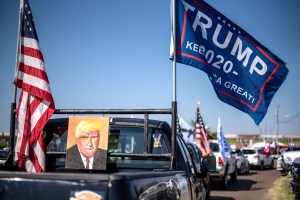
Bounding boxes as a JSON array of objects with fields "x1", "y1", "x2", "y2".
[
  {"x1": 17, "y1": 71, "x2": 51, "y2": 93},
  {"x1": 195, "y1": 104, "x2": 211, "y2": 156},
  {"x1": 21, "y1": 37, "x2": 40, "y2": 50},
  {"x1": 29, "y1": 99, "x2": 50, "y2": 140},
  {"x1": 21, "y1": 45, "x2": 44, "y2": 67},
  {"x1": 200, "y1": 128, "x2": 210, "y2": 149},
  {"x1": 18, "y1": 63, "x2": 49, "y2": 84},
  {"x1": 29, "y1": 136, "x2": 45, "y2": 171},
  {"x1": 24, "y1": 159, "x2": 36, "y2": 172},
  {"x1": 16, "y1": 81, "x2": 53, "y2": 103},
  {"x1": 15, "y1": 92, "x2": 30, "y2": 158}
]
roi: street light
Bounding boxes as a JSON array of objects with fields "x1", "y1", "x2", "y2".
[{"x1": 276, "y1": 105, "x2": 292, "y2": 142}]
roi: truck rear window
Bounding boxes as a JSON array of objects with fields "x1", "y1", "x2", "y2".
[
  {"x1": 45, "y1": 125, "x2": 171, "y2": 170},
  {"x1": 210, "y1": 143, "x2": 219, "y2": 152}
]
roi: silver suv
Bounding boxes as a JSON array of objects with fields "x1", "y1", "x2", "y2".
[{"x1": 242, "y1": 148, "x2": 274, "y2": 169}]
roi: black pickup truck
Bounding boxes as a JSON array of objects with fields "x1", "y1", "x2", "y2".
[{"x1": 0, "y1": 108, "x2": 210, "y2": 200}]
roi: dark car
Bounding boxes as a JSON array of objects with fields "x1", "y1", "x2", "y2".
[
  {"x1": 0, "y1": 149, "x2": 9, "y2": 165},
  {"x1": 290, "y1": 157, "x2": 300, "y2": 198}
]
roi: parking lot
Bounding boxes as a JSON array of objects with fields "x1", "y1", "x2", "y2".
[{"x1": 211, "y1": 168, "x2": 281, "y2": 200}]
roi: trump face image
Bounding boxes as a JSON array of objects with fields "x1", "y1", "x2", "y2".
[{"x1": 75, "y1": 120, "x2": 101, "y2": 158}]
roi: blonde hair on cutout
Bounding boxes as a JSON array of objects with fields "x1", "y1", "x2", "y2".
[{"x1": 75, "y1": 120, "x2": 102, "y2": 138}]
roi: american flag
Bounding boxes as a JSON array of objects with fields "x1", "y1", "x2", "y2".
[
  {"x1": 195, "y1": 103, "x2": 210, "y2": 156},
  {"x1": 14, "y1": 0, "x2": 55, "y2": 172}
]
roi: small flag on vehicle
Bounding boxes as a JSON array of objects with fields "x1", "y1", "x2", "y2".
[
  {"x1": 217, "y1": 117, "x2": 231, "y2": 163},
  {"x1": 195, "y1": 102, "x2": 210, "y2": 156}
]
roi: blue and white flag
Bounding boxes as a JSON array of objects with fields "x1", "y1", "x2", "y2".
[
  {"x1": 217, "y1": 117, "x2": 230, "y2": 163},
  {"x1": 170, "y1": 0, "x2": 289, "y2": 125}
]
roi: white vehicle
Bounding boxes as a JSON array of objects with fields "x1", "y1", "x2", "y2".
[
  {"x1": 277, "y1": 147, "x2": 300, "y2": 176},
  {"x1": 232, "y1": 149, "x2": 250, "y2": 174},
  {"x1": 242, "y1": 147, "x2": 274, "y2": 169},
  {"x1": 210, "y1": 140, "x2": 237, "y2": 190}
]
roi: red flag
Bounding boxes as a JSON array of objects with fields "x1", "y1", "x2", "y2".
[
  {"x1": 14, "y1": 0, "x2": 55, "y2": 172},
  {"x1": 263, "y1": 143, "x2": 271, "y2": 158},
  {"x1": 195, "y1": 102, "x2": 210, "y2": 156},
  {"x1": 238, "y1": 139, "x2": 244, "y2": 149}
]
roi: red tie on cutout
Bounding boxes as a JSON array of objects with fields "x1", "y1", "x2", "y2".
[{"x1": 86, "y1": 158, "x2": 90, "y2": 169}]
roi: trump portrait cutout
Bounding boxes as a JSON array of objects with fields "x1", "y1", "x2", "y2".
[{"x1": 66, "y1": 116, "x2": 109, "y2": 170}]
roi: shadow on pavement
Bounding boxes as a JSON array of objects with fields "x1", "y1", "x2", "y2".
[
  {"x1": 211, "y1": 178, "x2": 256, "y2": 191},
  {"x1": 210, "y1": 196, "x2": 234, "y2": 200},
  {"x1": 238, "y1": 171, "x2": 257, "y2": 176}
]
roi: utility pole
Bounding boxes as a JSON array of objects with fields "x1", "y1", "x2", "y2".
[
  {"x1": 265, "y1": 123, "x2": 267, "y2": 141},
  {"x1": 276, "y1": 105, "x2": 279, "y2": 142}
]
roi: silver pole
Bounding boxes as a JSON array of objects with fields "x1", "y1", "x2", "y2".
[
  {"x1": 8, "y1": 0, "x2": 23, "y2": 165},
  {"x1": 172, "y1": 0, "x2": 177, "y2": 102},
  {"x1": 13, "y1": 0, "x2": 23, "y2": 102},
  {"x1": 170, "y1": 0, "x2": 177, "y2": 170}
]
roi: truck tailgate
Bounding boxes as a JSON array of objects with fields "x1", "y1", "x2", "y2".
[
  {"x1": 0, "y1": 170, "x2": 189, "y2": 200},
  {"x1": 108, "y1": 170, "x2": 188, "y2": 200},
  {"x1": 0, "y1": 171, "x2": 109, "y2": 200}
]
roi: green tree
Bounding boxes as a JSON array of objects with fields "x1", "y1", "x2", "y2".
[{"x1": 0, "y1": 138, "x2": 7, "y2": 149}]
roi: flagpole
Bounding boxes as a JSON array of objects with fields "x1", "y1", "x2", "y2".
[
  {"x1": 172, "y1": 0, "x2": 177, "y2": 102},
  {"x1": 8, "y1": 0, "x2": 23, "y2": 165},
  {"x1": 171, "y1": 0, "x2": 177, "y2": 170}
]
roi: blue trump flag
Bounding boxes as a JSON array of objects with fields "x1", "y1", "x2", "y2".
[
  {"x1": 217, "y1": 117, "x2": 231, "y2": 163},
  {"x1": 170, "y1": 0, "x2": 289, "y2": 125}
]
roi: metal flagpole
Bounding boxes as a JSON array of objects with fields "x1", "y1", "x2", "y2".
[
  {"x1": 172, "y1": 0, "x2": 177, "y2": 102},
  {"x1": 171, "y1": 0, "x2": 177, "y2": 170},
  {"x1": 7, "y1": 0, "x2": 23, "y2": 165}
]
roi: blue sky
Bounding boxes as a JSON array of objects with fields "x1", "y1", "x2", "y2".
[{"x1": 1, "y1": 0, "x2": 299, "y2": 136}]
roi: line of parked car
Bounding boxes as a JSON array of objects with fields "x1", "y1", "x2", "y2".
[{"x1": 206, "y1": 140, "x2": 283, "y2": 190}]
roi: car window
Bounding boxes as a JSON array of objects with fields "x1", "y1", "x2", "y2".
[
  {"x1": 0, "y1": 150, "x2": 9, "y2": 160},
  {"x1": 108, "y1": 127, "x2": 170, "y2": 155},
  {"x1": 210, "y1": 143, "x2": 219, "y2": 152},
  {"x1": 257, "y1": 149, "x2": 264, "y2": 154},
  {"x1": 242, "y1": 149, "x2": 256, "y2": 154}
]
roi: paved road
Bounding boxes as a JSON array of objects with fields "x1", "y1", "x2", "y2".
[{"x1": 210, "y1": 168, "x2": 281, "y2": 200}]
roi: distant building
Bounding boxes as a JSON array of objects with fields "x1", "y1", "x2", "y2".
[{"x1": 225, "y1": 133, "x2": 300, "y2": 140}]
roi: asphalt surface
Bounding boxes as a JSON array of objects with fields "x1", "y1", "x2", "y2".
[{"x1": 210, "y1": 168, "x2": 282, "y2": 200}]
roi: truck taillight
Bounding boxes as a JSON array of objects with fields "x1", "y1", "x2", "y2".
[{"x1": 219, "y1": 157, "x2": 224, "y2": 166}]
